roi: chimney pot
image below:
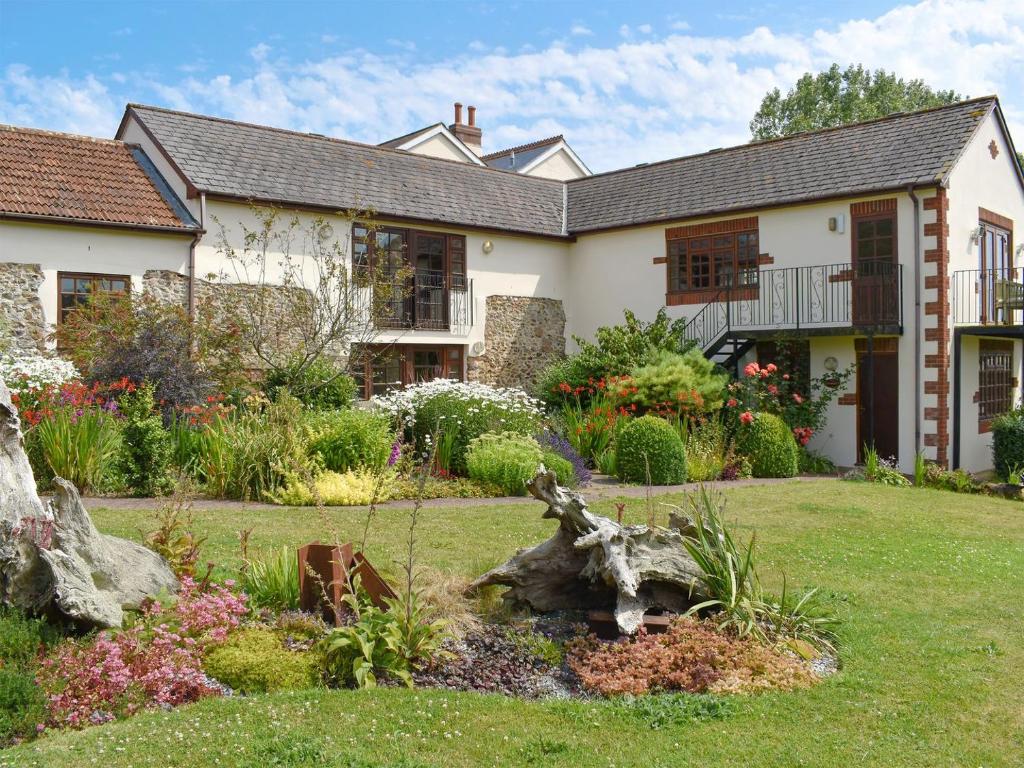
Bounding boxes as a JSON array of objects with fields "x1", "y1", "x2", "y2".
[
  {"x1": 467, "y1": 105, "x2": 476, "y2": 127},
  {"x1": 454, "y1": 102, "x2": 463, "y2": 125}
]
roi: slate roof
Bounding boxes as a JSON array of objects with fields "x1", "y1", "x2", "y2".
[
  {"x1": 566, "y1": 96, "x2": 1000, "y2": 232},
  {"x1": 483, "y1": 135, "x2": 564, "y2": 171},
  {"x1": 0, "y1": 125, "x2": 198, "y2": 231},
  {"x1": 123, "y1": 105, "x2": 567, "y2": 237}
]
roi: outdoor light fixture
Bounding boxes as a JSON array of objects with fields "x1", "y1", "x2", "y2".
[
  {"x1": 481, "y1": 240, "x2": 494, "y2": 254},
  {"x1": 1016, "y1": 243, "x2": 1024, "y2": 257},
  {"x1": 970, "y1": 225, "x2": 985, "y2": 245},
  {"x1": 824, "y1": 356, "x2": 838, "y2": 372}
]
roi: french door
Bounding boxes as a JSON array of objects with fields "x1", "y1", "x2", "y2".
[{"x1": 978, "y1": 222, "x2": 1012, "y2": 325}]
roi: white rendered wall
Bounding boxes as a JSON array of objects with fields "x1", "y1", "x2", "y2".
[
  {"x1": 406, "y1": 134, "x2": 474, "y2": 163},
  {"x1": 527, "y1": 149, "x2": 588, "y2": 181},
  {"x1": 0, "y1": 219, "x2": 190, "y2": 341}
]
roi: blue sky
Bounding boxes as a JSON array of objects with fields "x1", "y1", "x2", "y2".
[{"x1": 1, "y1": 0, "x2": 1021, "y2": 171}]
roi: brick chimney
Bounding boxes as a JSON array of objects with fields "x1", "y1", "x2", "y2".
[{"x1": 449, "y1": 101, "x2": 483, "y2": 156}]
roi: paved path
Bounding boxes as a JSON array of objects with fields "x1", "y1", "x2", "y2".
[{"x1": 77, "y1": 474, "x2": 837, "y2": 512}]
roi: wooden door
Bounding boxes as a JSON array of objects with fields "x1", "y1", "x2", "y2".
[
  {"x1": 856, "y1": 340, "x2": 899, "y2": 462},
  {"x1": 852, "y1": 213, "x2": 898, "y2": 326}
]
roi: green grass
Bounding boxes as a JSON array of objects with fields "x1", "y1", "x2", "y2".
[{"x1": 6, "y1": 482, "x2": 1024, "y2": 767}]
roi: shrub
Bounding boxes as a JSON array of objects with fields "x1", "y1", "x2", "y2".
[
  {"x1": 559, "y1": 378, "x2": 634, "y2": 462},
  {"x1": 306, "y1": 408, "x2": 394, "y2": 473},
  {"x1": 735, "y1": 412, "x2": 799, "y2": 478},
  {"x1": 263, "y1": 356, "x2": 356, "y2": 411},
  {"x1": 268, "y1": 469, "x2": 390, "y2": 506},
  {"x1": 566, "y1": 617, "x2": 817, "y2": 697},
  {"x1": 116, "y1": 384, "x2": 173, "y2": 496},
  {"x1": 992, "y1": 408, "x2": 1024, "y2": 481},
  {"x1": 0, "y1": 668, "x2": 46, "y2": 745},
  {"x1": 388, "y1": 475, "x2": 505, "y2": 500},
  {"x1": 0, "y1": 606, "x2": 62, "y2": 669},
  {"x1": 684, "y1": 416, "x2": 728, "y2": 482},
  {"x1": 202, "y1": 628, "x2": 319, "y2": 694},
  {"x1": 143, "y1": 495, "x2": 206, "y2": 579},
  {"x1": 241, "y1": 546, "x2": 300, "y2": 611},
  {"x1": 541, "y1": 449, "x2": 577, "y2": 488},
  {"x1": 625, "y1": 348, "x2": 728, "y2": 414},
  {"x1": 375, "y1": 380, "x2": 542, "y2": 475},
  {"x1": 615, "y1": 415, "x2": 687, "y2": 485},
  {"x1": 465, "y1": 432, "x2": 544, "y2": 496},
  {"x1": 537, "y1": 430, "x2": 591, "y2": 486}
]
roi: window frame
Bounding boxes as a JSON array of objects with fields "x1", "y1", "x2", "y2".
[
  {"x1": 978, "y1": 338, "x2": 1015, "y2": 432},
  {"x1": 56, "y1": 271, "x2": 131, "y2": 326},
  {"x1": 664, "y1": 220, "x2": 760, "y2": 305},
  {"x1": 351, "y1": 343, "x2": 466, "y2": 400}
]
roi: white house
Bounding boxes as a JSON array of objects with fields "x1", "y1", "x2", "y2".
[{"x1": 2, "y1": 97, "x2": 1022, "y2": 475}]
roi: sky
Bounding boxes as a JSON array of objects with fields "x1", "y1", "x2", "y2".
[{"x1": 1, "y1": 0, "x2": 1022, "y2": 173}]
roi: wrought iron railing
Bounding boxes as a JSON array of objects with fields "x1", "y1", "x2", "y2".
[
  {"x1": 683, "y1": 262, "x2": 903, "y2": 351},
  {"x1": 354, "y1": 269, "x2": 473, "y2": 333},
  {"x1": 952, "y1": 268, "x2": 1024, "y2": 326}
]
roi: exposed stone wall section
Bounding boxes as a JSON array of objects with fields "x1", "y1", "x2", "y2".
[
  {"x1": 468, "y1": 296, "x2": 566, "y2": 390},
  {"x1": 0, "y1": 263, "x2": 46, "y2": 353},
  {"x1": 143, "y1": 269, "x2": 317, "y2": 368},
  {"x1": 921, "y1": 189, "x2": 951, "y2": 467}
]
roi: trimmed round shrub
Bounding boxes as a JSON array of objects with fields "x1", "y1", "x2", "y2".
[
  {"x1": 540, "y1": 449, "x2": 577, "y2": 488},
  {"x1": 307, "y1": 409, "x2": 394, "y2": 473},
  {"x1": 466, "y1": 432, "x2": 543, "y2": 496},
  {"x1": 992, "y1": 408, "x2": 1024, "y2": 481},
  {"x1": 202, "y1": 628, "x2": 319, "y2": 694},
  {"x1": 736, "y1": 412, "x2": 799, "y2": 478},
  {"x1": 615, "y1": 415, "x2": 687, "y2": 485}
]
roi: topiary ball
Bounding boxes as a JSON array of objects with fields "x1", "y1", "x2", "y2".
[
  {"x1": 615, "y1": 415, "x2": 687, "y2": 485},
  {"x1": 735, "y1": 412, "x2": 799, "y2": 478}
]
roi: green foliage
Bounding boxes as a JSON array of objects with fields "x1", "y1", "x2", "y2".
[
  {"x1": 595, "y1": 446, "x2": 618, "y2": 476},
  {"x1": 31, "y1": 407, "x2": 121, "y2": 493},
  {"x1": 921, "y1": 463, "x2": 981, "y2": 494},
  {"x1": 750, "y1": 63, "x2": 961, "y2": 140},
  {"x1": 306, "y1": 408, "x2": 394, "y2": 473},
  {"x1": 684, "y1": 416, "x2": 728, "y2": 482},
  {"x1": 465, "y1": 432, "x2": 543, "y2": 496},
  {"x1": 540, "y1": 449, "x2": 577, "y2": 488},
  {"x1": 536, "y1": 309, "x2": 691, "y2": 407},
  {"x1": 606, "y1": 693, "x2": 733, "y2": 729},
  {"x1": 625, "y1": 348, "x2": 728, "y2": 413},
  {"x1": 116, "y1": 384, "x2": 173, "y2": 496},
  {"x1": 680, "y1": 486, "x2": 838, "y2": 652},
  {"x1": 263, "y1": 356, "x2": 356, "y2": 411},
  {"x1": 268, "y1": 469, "x2": 389, "y2": 506},
  {"x1": 319, "y1": 587, "x2": 446, "y2": 689},
  {"x1": 241, "y1": 546, "x2": 300, "y2": 612},
  {"x1": 202, "y1": 628, "x2": 319, "y2": 694},
  {"x1": 992, "y1": 408, "x2": 1024, "y2": 481},
  {"x1": 615, "y1": 415, "x2": 687, "y2": 485},
  {"x1": 0, "y1": 668, "x2": 46, "y2": 745},
  {"x1": 143, "y1": 495, "x2": 206, "y2": 579},
  {"x1": 860, "y1": 445, "x2": 910, "y2": 487},
  {"x1": 798, "y1": 448, "x2": 837, "y2": 476},
  {"x1": 0, "y1": 607, "x2": 61, "y2": 669},
  {"x1": 189, "y1": 392, "x2": 310, "y2": 500},
  {"x1": 735, "y1": 413, "x2": 799, "y2": 478}
]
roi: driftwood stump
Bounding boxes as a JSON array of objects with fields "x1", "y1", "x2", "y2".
[
  {"x1": 0, "y1": 376, "x2": 178, "y2": 627},
  {"x1": 470, "y1": 468, "x2": 708, "y2": 634}
]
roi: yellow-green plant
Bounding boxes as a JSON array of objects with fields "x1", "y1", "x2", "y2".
[
  {"x1": 465, "y1": 432, "x2": 543, "y2": 495},
  {"x1": 267, "y1": 469, "x2": 392, "y2": 506},
  {"x1": 202, "y1": 627, "x2": 319, "y2": 693},
  {"x1": 241, "y1": 546, "x2": 300, "y2": 611}
]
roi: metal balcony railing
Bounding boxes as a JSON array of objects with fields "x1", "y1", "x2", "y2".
[
  {"x1": 358, "y1": 269, "x2": 473, "y2": 333},
  {"x1": 683, "y1": 262, "x2": 903, "y2": 351},
  {"x1": 952, "y1": 268, "x2": 1024, "y2": 327}
]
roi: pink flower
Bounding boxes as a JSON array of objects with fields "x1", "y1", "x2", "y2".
[
  {"x1": 740, "y1": 411, "x2": 754, "y2": 425},
  {"x1": 726, "y1": 398, "x2": 738, "y2": 408},
  {"x1": 767, "y1": 385, "x2": 779, "y2": 395},
  {"x1": 782, "y1": 374, "x2": 790, "y2": 381},
  {"x1": 760, "y1": 369, "x2": 771, "y2": 378},
  {"x1": 766, "y1": 363, "x2": 777, "y2": 373},
  {"x1": 743, "y1": 362, "x2": 760, "y2": 378},
  {"x1": 793, "y1": 393, "x2": 804, "y2": 404}
]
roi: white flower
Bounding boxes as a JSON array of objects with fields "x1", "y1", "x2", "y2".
[{"x1": 0, "y1": 351, "x2": 80, "y2": 395}]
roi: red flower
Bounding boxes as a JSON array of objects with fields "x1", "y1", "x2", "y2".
[
  {"x1": 740, "y1": 411, "x2": 754, "y2": 425},
  {"x1": 726, "y1": 398, "x2": 738, "y2": 407},
  {"x1": 792, "y1": 393, "x2": 804, "y2": 404},
  {"x1": 743, "y1": 362, "x2": 760, "y2": 378},
  {"x1": 766, "y1": 363, "x2": 777, "y2": 373},
  {"x1": 767, "y1": 385, "x2": 779, "y2": 395}
]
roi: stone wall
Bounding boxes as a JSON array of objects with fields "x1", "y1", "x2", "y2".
[
  {"x1": 0, "y1": 263, "x2": 46, "y2": 352},
  {"x1": 468, "y1": 296, "x2": 566, "y2": 390}
]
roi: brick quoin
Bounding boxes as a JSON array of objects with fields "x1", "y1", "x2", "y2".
[{"x1": 923, "y1": 188, "x2": 951, "y2": 466}]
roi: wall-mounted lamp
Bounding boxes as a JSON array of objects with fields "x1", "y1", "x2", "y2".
[
  {"x1": 970, "y1": 225, "x2": 985, "y2": 245},
  {"x1": 1016, "y1": 243, "x2": 1024, "y2": 257},
  {"x1": 827, "y1": 214, "x2": 845, "y2": 233},
  {"x1": 481, "y1": 240, "x2": 494, "y2": 254},
  {"x1": 823, "y1": 356, "x2": 838, "y2": 372}
]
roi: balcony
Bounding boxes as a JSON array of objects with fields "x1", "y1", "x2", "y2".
[
  {"x1": 357, "y1": 269, "x2": 473, "y2": 334},
  {"x1": 684, "y1": 262, "x2": 903, "y2": 353},
  {"x1": 952, "y1": 268, "x2": 1024, "y2": 327}
]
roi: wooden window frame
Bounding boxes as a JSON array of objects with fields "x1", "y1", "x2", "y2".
[
  {"x1": 56, "y1": 271, "x2": 131, "y2": 326},
  {"x1": 664, "y1": 218, "x2": 760, "y2": 306},
  {"x1": 978, "y1": 339, "x2": 1014, "y2": 432},
  {"x1": 352, "y1": 343, "x2": 466, "y2": 400}
]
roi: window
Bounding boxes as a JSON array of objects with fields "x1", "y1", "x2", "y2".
[
  {"x1": 58, "y1": 272, "x2": 129, "y2": 323},
  {"x1": 667, "y1": 229, "x2": 758, "y2": 294},
  {"x1": 979, "y1": 339, "x2": 1014, "y2": 427},
  {"x1": 351, "y1": 344, "x2": 465, "y2": 400},
  {"x1": 853, "y1": 214, "x2": 896, "y2": 276}
]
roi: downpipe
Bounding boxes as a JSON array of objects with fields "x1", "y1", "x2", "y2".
[{"x1": 908, "y1": 185, "x2": 922, "y2": 459}]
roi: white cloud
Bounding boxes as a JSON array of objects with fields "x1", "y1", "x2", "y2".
[
  {"x1": 570, "y1": 24, "x2": 592, "y2": 36},
  {"x1": 670, "y1": 20, "x2": 691, "y2": 31},
  {"x1": 321, "y1": 34, "x2": 338, "y2": 44},
  {"x1": 637, "y1": 23, "x2": 653, "y2": 34},
  {"x1": 1, "y1": 0, "x2": 1022, "y2": 171}
]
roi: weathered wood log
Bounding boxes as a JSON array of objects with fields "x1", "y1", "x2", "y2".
[
  {"x1": 469, "y1": 468, "x2": 708, "y2": 634},
  {"x1": 0, "y1": 376, "x2": 178, "y2": 627}
]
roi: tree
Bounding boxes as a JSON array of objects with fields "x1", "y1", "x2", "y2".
[
  {"x1": 750, "y1": 63, "x2": 962, "y2": 140},
  {"x1": 214, "y1": 206, "x2": 410, "y2": 390}
]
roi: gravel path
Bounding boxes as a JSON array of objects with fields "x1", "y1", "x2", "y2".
[{"x1": 74, "y1": 475, "x2": 838, "y2": 511}]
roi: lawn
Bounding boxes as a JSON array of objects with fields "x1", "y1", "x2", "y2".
[{"x1": 6, "y1": 481, "x2": 1024, "y2": 767}]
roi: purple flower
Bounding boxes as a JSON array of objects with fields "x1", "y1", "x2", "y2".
[
  {"x1": 388, "y1": 439, "x2": 401, "y2": 467},
  {"x1": 537, "y1": 430, "x2": 591, "y2": 486}
]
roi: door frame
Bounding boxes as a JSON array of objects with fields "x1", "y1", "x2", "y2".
[
  {"x1": 850, "y1": 209, "x2": 898, "y2": 326},
  {"x1": 854, "y1": 336, "x2": 899, "y2": 462}
]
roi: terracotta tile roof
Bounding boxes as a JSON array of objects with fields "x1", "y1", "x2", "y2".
[
  {"x1": 481, "y1": 134, "x2": 564, "y2": 161},
  {"x1": 123, "y1": 105, "x2": 567, "y2": 237},
  {"x1": 0, "y1": 125, "x2": 198, "y2": 231},
  {"x1": 566, "y1": 97, "x2": 1000, "y2": 233}
]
